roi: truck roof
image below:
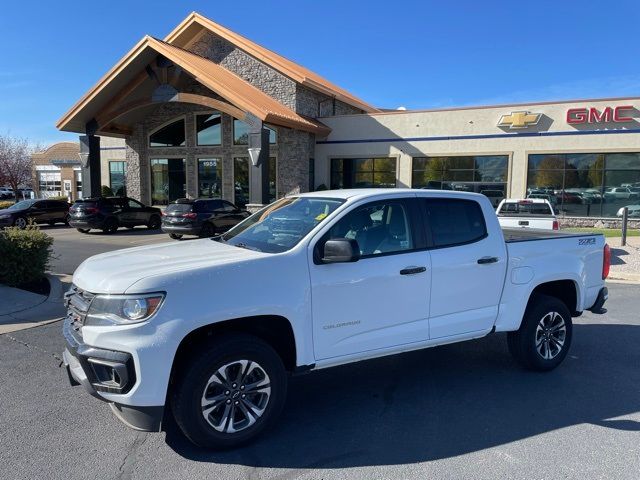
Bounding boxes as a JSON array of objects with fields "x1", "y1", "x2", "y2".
[{"x1": 295, "y1": 188, "x2": 486, "y2": 201}]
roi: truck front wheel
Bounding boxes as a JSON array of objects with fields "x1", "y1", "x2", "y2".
[
  {"x1": 170, "y1": 334, "x2": 287, "y2": 449},
  {"x1": 507, "y1": 294, "x2": 573, "y2": 371}
]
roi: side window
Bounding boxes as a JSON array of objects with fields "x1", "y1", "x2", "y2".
[
  {"x1": 209, "y1": 200, "x2": 224, "y2": 211},
  {"x1": 127, "y1": 199, "x2": 143, "y2": 209},
  {"x1": 326, "y1": 201, "x2": 414, "y2": 256},
  {"x1": 221, "y1": 201, "x2": 237, "y2": 212},
  {"x1": 33, "y1": 201, "x2": 46, "y2": 208},
  {"x1": 424, "y1": 199, "x2": 487, "y2": 248}
]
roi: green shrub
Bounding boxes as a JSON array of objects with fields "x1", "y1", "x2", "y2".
[
  {"x1": 0, "y1": 225, "x2": 54, "y2": 287},
  {"x1": 101, "y1": 185, "x2": 114, "y2": 196},
  {"x1": 0, "y1": 200, "x2": 14, "y2": 210},
  {"x1": 48, "y1": 196, "x2": 70, "y2": 202}
]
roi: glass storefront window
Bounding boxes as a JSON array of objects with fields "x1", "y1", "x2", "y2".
[
  {"x1": 74, "y1": 170, "x2": 82, "y2": 198},
  {"x1": 233, "y1": 120, "x2": 276, "y2": 145},
  {"x1": 38, "y1": 171, "x2": 62, "y2": 194},
  {"x1": 150, "y1": 158, "x2": 185, "y2": 205},
  {"x1": 198, "y1": 158, "x2": 222, "y2": 198},
  {"x1": 149, "y1": 119, "x2": 186, "y2": 147},
  {"x1": 331, "y1": 158, "x2": 397, "y2": 189},
  {"x1": 233, "y1": 157, "x2": 250, "y2": 207},
  {"x1": 196, "y1": 113, "x2": 222, "y2": 146},
  {"x1": 269, "y1": 157, "x2": 277, "y2": 203},
  {"x1": 109, "y1": 161, "x2": 126, "y2": 196},
  {"x1": 412, "y1": 155, "x2": 508, "y2": 208},
  {"x1": 527, "y1": 152, "x2": 640, "y2": 217}
]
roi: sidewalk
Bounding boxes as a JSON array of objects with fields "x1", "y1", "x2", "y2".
[
  {"x1": 607, "y1": 236, "x2": 640, "y2": 283},
  {"x1": 0, "y1": 274, "x2": 69, "y2": 334}
]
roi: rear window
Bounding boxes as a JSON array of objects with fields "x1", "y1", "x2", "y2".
[
  {"x1": 499, "y1": 202, "x2": 552, "y2": 215},
  {"x1": 166, "y1": 203, "x2": 194, "y2": 213},
  {"x1": 423, "y1": 199, "x2": 487, "y2": 247}
]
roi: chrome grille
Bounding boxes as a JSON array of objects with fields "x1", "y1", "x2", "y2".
[{"x1": 64, "y1": 284, "x2": 95, "y2": 336}]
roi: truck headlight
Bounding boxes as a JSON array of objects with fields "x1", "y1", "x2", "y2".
[{"x1": 85, "y1": 293, "x2": 165, "y2": 326}]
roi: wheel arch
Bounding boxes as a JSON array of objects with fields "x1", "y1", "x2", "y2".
[
  {"x1": 526, "y1": 279, "x2": 580, "y2": 316},
  {"x1": 168, "y1": 315, "x2": 298, "y2": 392}
]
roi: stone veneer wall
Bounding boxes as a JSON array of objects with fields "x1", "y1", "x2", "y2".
[
  {"x1": 557, "y1": 216, "x2": 640, "y2": 229},
  {"x1": 125, "y1": 32, "x2": 366, "y2": 204}
]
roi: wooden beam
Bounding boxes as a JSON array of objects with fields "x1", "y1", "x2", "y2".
[
  {"x1": 92, "y1": 70, "x2": 149, "y2": 126},
  {"x1": 97, "y1": 92, "x2": 248, "y2": 130}
]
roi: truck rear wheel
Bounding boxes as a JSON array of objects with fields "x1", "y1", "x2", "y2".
[
  {"x1": 508, "y1": 294, "x2": 573, "y2": 371},
  {"x1": 170, "y1": 334, "x2": 287, "y2": 449}
]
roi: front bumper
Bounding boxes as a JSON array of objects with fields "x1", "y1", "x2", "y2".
[{"x1": 62, "y1": 316, "x2": 164, "y2": 431}]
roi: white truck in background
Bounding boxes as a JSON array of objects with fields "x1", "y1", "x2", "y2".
[
  {"x1": 496, "y1": 198, "x2": 558, "y2": 230},
  {"x1": 63, "y1": 189, "x2": 609, "y2": 449}
]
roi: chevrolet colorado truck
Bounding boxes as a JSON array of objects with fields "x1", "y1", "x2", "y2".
[{"x1": 63, "y1": 189, "x2": 610, "y2": 448}]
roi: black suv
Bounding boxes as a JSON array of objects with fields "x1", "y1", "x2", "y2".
[
  {"x1": 0, "y1": 199, "x2": 70, "y2": 229},
  {"x1": 68, "y1": 197, "x2": 162, "y2": 234},
  {"x1": 161, "y1": 198, "x2": 249, "y2": 239}
]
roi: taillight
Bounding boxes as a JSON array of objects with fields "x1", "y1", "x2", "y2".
[
  {"x1": 183, "y1": 213, "x2": 197, "y2": 219},
  {"x1": 84, "y1": 207, "x2": 98, "y2": 214},
  {"x1": 602, "y1": 243, "x2": 611, "y2": 280},
  {"x1": 552, "y1": 220, "x2": 559, "y2": 230}
]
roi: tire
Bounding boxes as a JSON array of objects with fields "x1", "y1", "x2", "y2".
[
  {"x1": 199, "y1": 222, "x2": 215, "y2": 238},
  {"x1": 170, "y1": 334, "x2": 287, "y2": 449},
  {"x1": 65, "y1": 215, "x2": 70, "y2": 225},
  {"x1": 147, "y1": 215, "x2": 161, "y2": 230},
  {"x1": 507, "y1": 294, "x2": 573, "y2": 371},
  {"x1": 76, "y1": 228, "x2": 90, "y2": 233},
  {"x1": 48, "y1": 220, "x2": 56, "y2": 226},
  {"x1": 13, "y1": 216, "x2": 27, "y2": 229},
  {"x1": 102, "y1": 218, "x2": 119, "y2": 234},
  {"x1": 169, "y1": 233, "x2": 183, "y2": 240}
]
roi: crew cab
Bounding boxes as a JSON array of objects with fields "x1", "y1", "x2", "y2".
[
  {"x1": 496, "y1": 198, "x2": 558, "y2": 230},
  {"x1": 62, "y1": 189, "x2": 609, "y2": 448}
]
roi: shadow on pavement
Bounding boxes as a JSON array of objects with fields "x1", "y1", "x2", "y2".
[
  {"x1": 164, "y1": 323, "x2": 640, "y2": 468},
  {"x1": 610, "y1": 248, "x2": 628, "y2": 266}
]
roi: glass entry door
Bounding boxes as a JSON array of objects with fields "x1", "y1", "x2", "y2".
[{"x1": 150, "y1": 158, "x2": 185, "y2": 205}]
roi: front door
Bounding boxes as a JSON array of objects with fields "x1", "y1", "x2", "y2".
[
  {"x1": 309, "y1": 199, "x2": 431, "y2": 360},
  {"x1": 420, "y1": 197, "x2": 507, "y2": 339}
]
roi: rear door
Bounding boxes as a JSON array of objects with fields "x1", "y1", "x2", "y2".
[
  {"x1": 126, "y1": 198, "x2": 148, "y2": 225},
  {"x1": 310, "y1": 197, "x2": 432, "y2": 360},
  {"x1": 421, "y1": 197, "x2": 507, "y2": 339},
  {"x1": 28, "y1": 201, "x2": 49, "y2": 223}
]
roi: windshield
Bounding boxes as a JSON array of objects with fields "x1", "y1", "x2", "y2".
[
  {"x1": 8, "y1": 200, "x2": 36, "y2": 210},
  {"x1": 220, "y1": 197, "x2": 344, "y2": 253},
  {"x1": 166, "y1": 203, "x2": 193, "y2": 213}
]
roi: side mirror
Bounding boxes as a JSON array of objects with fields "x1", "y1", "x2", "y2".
[{"x1": 321, "y1": 238, "x2": 360, "y2": 264}]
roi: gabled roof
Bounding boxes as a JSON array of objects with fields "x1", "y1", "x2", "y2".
[
  {"x1": 56, "y1": 36, "x2": 331, "y2": 136},
  {"x1": 165, "y1": 12, "x2": 379, "y2": 114}
]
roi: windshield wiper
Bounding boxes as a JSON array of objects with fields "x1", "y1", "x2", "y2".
[{"x1": 234, "y1": 242, "x2": 262, "y2": 252}]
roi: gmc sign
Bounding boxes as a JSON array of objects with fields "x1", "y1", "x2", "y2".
[{"x1": 566, "y1": 105, "x2": 634, "y2": 124}]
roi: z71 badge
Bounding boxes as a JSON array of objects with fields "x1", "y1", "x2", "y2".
[{"x1": 579, "y1": 238, "x2": 596, "y2": 245}]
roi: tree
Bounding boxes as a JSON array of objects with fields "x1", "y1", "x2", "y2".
[{"x1": 0, "y1": 134, "x2": 36, "y2": 203}]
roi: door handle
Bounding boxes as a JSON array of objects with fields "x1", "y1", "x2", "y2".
[
  {"x1": 477, "y1": 256, "x2": 499, "y2": 264},
  {"x1": 400, "y1": 266, "x2": 427, "y2": 275}
]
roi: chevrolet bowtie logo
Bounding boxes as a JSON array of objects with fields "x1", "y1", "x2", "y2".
[{"x1": 498, "y1": 111, "x2": 541, "y2": 129}]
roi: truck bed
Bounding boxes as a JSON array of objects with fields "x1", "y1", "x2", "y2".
[{"x1": 502, "y1": 227, "x2": 599, "y2": 243}]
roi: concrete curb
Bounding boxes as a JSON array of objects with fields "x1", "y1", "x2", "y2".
[
  {"x1": 608, "y1": 272, "x2": 640, "y2": 284},
  {"x1": 0, "y1": 273, "x2": 67, "y2": 334}
]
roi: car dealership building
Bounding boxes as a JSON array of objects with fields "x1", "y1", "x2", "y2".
[{"x1": 57, "y1": 12, "x2": 640, "y2": 223}]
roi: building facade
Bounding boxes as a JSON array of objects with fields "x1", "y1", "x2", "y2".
[
  {"x1": 32, "y1": 142, "x2": 82, "y2": 200},
  {"x1": 315, "y1": 98, "x2": 640, "y2": 221},
  {"x1": 57, "y1": 12, "x2": 640, "y2": 224}
]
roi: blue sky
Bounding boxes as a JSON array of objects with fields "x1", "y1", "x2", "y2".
[{"x1": 1, "y1": 0, "x2": 638, "y2": 145}]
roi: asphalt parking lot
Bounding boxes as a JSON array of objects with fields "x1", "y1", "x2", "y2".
[
  {"x1": 1, "y1": 238, "x2": 638, "y2": 480},
  {"x1": 44, "y1": 225, "x2": 175, "y2": 275}
]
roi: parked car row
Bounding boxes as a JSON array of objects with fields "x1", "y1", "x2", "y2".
[
  {"x1": 0, "y1": 195, "x2": 249, "y2": 239},
  {"x1": 0, "y1": 187, "x2": 35, "y2": 199},
  {"x1": 528, "y1": 187, "x2": 639, "y2": 205}
]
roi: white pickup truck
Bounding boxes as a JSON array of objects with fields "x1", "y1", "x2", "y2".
[
  {"x1": 63, "y1": 189, "x2": 610, "y2": 448},
  {"x1": 496, "y1": 198, "x2": 558, "y2": 230}
]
